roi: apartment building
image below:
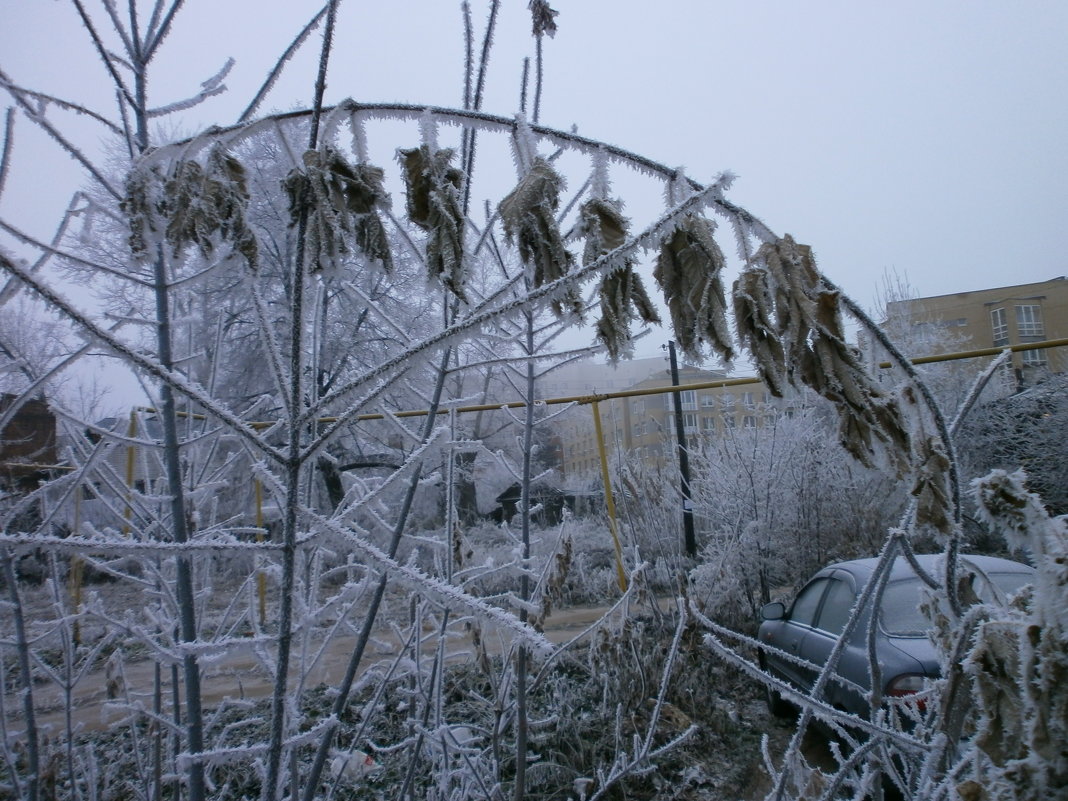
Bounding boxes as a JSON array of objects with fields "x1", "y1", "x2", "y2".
[
  {"x1": 883, "y1": 276, "x2": 1068, "y2": 375},
  {"x1": 553, "y1": 360, "x2": 782, "y2": 484}
]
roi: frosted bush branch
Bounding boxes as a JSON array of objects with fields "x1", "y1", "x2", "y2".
[
  {"x1": 584, "y1": 601, "x2": 698, "y2": 801},
  {"x1": 0, "y1": 216, "x2": 154, "y2": 288},
  {"x1": 146, "y1": 57, "x2": 233, "y2": 117},
  {"x1": 0, "y1": 251, "x2": 284, "y2": 464}
]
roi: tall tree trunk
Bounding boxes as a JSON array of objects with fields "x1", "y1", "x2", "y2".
[
  {"x1": 263, "y1": 6, "x2": 340, "y2": 797},
  {"x1": 129, "y1": 16, "x2": 207, "y2": 791},
  {"x1": 150, "y1": 243, "x2": 207, "y2": 801},
  {"x1": 2, "y1": 549, "x2": 39, "y2": 801},
  {"x1": 513, "y1": 308, "x2": 536, "y2": 801}
]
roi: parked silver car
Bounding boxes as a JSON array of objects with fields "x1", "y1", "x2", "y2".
[{"x1": 757, "y1": 553, "x2": 1034, "y2": 717}]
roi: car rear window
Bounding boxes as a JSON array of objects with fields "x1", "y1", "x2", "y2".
[
  {"x1": 879, "y1": 580, "x2": 931, "y2": 636},
  {"x1": 880, "y1": 571, "x2": 1034, "y2": 636},
  {"x1": 975, "y1": 571, "x2": 1032, "y2": 602}
]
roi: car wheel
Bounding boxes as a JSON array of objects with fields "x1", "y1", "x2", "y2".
[
  {"x1": 764, "y1": 683, "x2": 794, "y2": 718},
  {"x1": 758, "y1": 653, "x2": 795, "y2": 718}
]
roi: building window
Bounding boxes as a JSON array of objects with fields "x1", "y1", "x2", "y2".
[
  {"x1": 701, "y1": 416, "x2": 715, "y2": 432},
  {"x1": 683, "y1": 413, "x2": 698, "y2": 430},
  {"x1": 990, "y1": 308, "x2": 1008, "y2": 346},
  {"x1": 723, "y1": 414, "x2": 736, "y2": 429},
  {"x1": 721, "y1": 392, "x2": 735, "y2": 408},
  {"x1": 701, "y1": 394, "x2": 715, "y2": 408},
  {"x1": 743, "y1": 415, "x2": 757, "y2": 428},
  {"x1": 1016, "y1": 305, "x2": 1044, "y2": 337},
  {"x1": 680, "y1": 390, "x2": 697, "y2": 410},
  {"x1": 1021, "y1": 349, "x2": 1047, "y2": 368},
  {"x1": 742, "y1": 391, "x2": 755, "y2": 408},
  {"x1": 631, "y1": 399, "x2": 645, "y2": 416}
]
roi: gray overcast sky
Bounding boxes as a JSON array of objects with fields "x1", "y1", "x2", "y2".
[{"x1": 3, "y1": 1, "x2": 1067, "y2": 364}]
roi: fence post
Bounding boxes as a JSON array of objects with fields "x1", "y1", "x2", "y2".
[
  {"x1": 122, "y1": 409, "x2": 138, "y2": 536},
  {"x1": 255, "y1": 478, "x2": 266, "y2": 626},
  {"x1": 591, "y1": 400, "x2": 627, "y2": 592}
]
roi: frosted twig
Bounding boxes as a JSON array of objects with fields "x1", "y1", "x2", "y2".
[
  {"x1": 250, "y1": 279, "x2": 293, "y2": 415},
  {"x1": 0, "y1": 80, "x2": 123, "y2": 135},
  {"x1": 10, "y1": 103, "x2": 120, "y2": 199},
  {"x1": 0, "y1": 216, "x2": 153, "y2": 288},
  {"x1": 143, "y1": 0, "x2": 185, "y2": 60},
  {"x1": 68, "y1": 0, "x2": 135, "y2": 106},
  {"x1": 0, "y1": 108, "x2": 13, "y2": 201},
  {"x1": 585, "y1": 600, "x2": 698, "y2": 801},
  {"x1": 305, "y1": 181, "x2": 724, "y2": 429},
  {"x1": 101, "y1": 0, "x2": 136, "y2": 59},
  {"x1": 306, "y1": 508, "x2": 554, "y2": 657},
  {"x1": 947, "y1": 348, "x2": 1011, "y2": 437},
  {"x1": 146, "y1": 58, "x2": 232, "y2": 117},
  {"x1": 239, "y1": 4, "x2": 330, "y2": 123},
  {"x1": 0, "y1": 549, "x2": 40, "y2": 798}
]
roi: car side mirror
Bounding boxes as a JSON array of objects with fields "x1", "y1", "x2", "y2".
[{"x1": 760, "y1": 601, "x2": 786, "y2": 621}]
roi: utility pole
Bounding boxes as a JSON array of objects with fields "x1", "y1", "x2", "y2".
[{"x1": 665, "y1": 341, "x2": 697, "y2": 558}]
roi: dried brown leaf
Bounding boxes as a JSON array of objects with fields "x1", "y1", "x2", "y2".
[
  {"x1": 121, "y1": 165, "x2": 162, "y2": 261},
  {"x1": 158, "y1": 145, "x2": 257, "y2": 269},
  {"x1": 733, "y1": 265, "x2": 787, "y2": 396},
  {"x1": 499, "y1": 157, "x2": 580, "y2": 316},
  {"x1": 913, "y1": 436, "x2": 953, "y2": 534},
  {"x1": 579, "y1": 198, "x2": 659, "y2": 359},
  {"x1": 653, "y1": 215, "x2": 733, "y2": 362},
  {"x1": 739, "y1": 235, "x2": 913, "y2": 476},
  {"x1": 528, "y1": 0, "x2": 559, "y2": 37},
  {"x1": 284, "y1": 147, "x2": 392, "y2": 276},
  {"x1": 398, "y1": 145, "x2": 466, "y2": 299}
]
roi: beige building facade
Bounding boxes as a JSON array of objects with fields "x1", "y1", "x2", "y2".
[
  {"x1": 883, "y1": 276, "x2": 1068, "y2": 376},
  {"x1": 554, "y1": 361, "x2": 785, "y2": 485}
]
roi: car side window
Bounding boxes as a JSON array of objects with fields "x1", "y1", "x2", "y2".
[
  {"x1": 790, "y1": 578, "x2": 829, "y2": 627},
  {"x1": 815, "y1": 578, "x2": 855, "y2": 635}
]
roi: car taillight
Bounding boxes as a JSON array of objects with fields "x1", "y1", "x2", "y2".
[
  {"x1": 887, "y1": 674, "x2": 926, "y2": 697},
  {"x1": 887, "y1": 673, "x2": 930, "y2": 716}
]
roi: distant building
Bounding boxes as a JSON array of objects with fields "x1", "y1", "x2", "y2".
[
  {"x1": 0, "y1": 394, "x2": 57, "y2": 491},
  {"x1": 882, "y1": 276, "x2": 1068, "y2": 378},
  {"x1": 550, "y1": 358, "x2": 788, "y2": 485},
  {"x1": 538, "y1": 355, "x2": 680, "y2": 400}
]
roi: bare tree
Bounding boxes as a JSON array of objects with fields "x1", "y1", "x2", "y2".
[{"x1": 7, "y1": 4, "x2": 1060, "y2": 801}]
